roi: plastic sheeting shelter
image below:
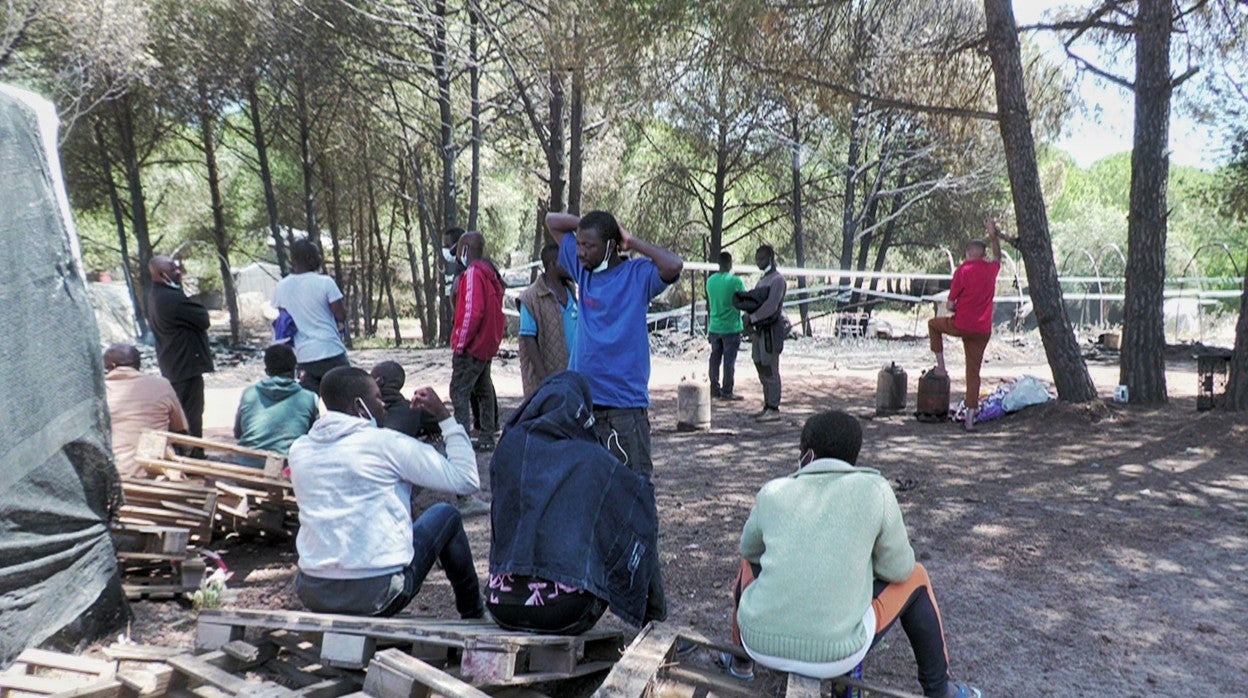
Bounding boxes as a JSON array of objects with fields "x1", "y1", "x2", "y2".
[{"x1": 0, "y1": 85, "x2": 127, "y2": 667}]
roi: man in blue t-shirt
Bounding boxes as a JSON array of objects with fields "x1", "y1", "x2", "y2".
[
  {"x1": 546, "y1": 209, "x2": 682, "y2": 627},
  {"x1": 545, "y1": 210, "x2": 684, "y2": 479}
]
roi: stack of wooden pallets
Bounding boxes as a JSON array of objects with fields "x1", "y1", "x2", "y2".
[{"x1": 133, "y1": 431, "x2": 297, "y2": 540}]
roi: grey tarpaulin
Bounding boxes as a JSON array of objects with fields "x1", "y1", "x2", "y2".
[{"x1": 0, "y1": 85, "x2": 127, "y2": 667}]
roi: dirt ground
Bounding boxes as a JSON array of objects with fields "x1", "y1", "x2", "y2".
[{"x1": 111, "y1": 326, "x2": 1248, "y2": 697}]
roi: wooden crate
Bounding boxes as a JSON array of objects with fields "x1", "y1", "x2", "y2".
[{"x1": 196, "y1": 609, "x2": 622, "y2": 686}]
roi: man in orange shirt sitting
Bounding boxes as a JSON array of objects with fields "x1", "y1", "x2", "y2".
[
  {"x1": 104, "y1": 343, "x2": 188, "y2": 477},
  {"x1": 928, "y1": 220, "x2": 1002, "y2": 431}
]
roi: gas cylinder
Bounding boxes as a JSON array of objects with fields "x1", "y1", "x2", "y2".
[
  {"x1": 915, "y1": 369, "x2": 951, "y2": 422},
  {"x1": 676, "y1": 377, "x2": 711, "y2": 432},
  {"x1": 875, "y1": 362, "x2": 908, "y2": 415}
]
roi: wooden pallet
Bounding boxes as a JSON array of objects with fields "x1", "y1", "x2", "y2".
[
  {"x1": 196, "y1": 609, "x2": 622, "y2": 686},
  {"x1": 118, "y1": 555, "x2": 206, "y2": 601},
  {"x1": 118, "y1": 479, "x2": 218, "y2": 544},
  {"x1": 0, "y1": 648, "x2": 119, "y2": 698},
  {"x1": 134, "y1": 431, "x2": 295, "y2": 539},
  {"x1": 592, "y1": 623, "x2": 922, "y2": 698},
  {"x1": 359, "y1": 649, "x2": 489, "y2": 698}
]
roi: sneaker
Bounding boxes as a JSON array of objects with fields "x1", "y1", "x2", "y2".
[
  {"x1": 720, "y1": 392, "x2": 744, "y2": 402},
  {"x1": 949, "y1": 682, "x2": 982, "y2": 698},
  {"x1": 755, "y1": 408, "x2": 781, "y2": 423},
  {"x1": 455, "y1": 496, "x2": 491, "y2": 518}
]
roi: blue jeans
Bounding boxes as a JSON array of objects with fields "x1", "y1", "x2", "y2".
[
  {"x1": 295, "y1": 503, "x2": 483, "y2": 618},
  {"x1": 708, "y1": 333, "x2": 741, "y2": 396}
]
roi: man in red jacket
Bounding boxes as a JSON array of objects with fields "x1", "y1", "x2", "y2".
[
  {"x1": 928, "y1": 220, "x2": 1001, "y2": 432},
  {"x1": 450, "y1": 231, "x2": 506, "y2": 451}
]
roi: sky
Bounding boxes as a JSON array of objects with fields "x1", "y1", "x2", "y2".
[{"x1": 1012, "y1": 0, "x2": 1224, "y2": 170}]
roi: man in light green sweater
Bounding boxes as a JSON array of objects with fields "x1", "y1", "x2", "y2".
[{"x1": 727, "y1": 411, "x2": 981, "y2": 698}]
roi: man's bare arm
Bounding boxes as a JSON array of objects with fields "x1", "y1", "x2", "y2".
[
  {"x1": 545, "y1": 212, "x2": 580, "y2": 244},
  {"x1": 985, "y1": 219, "x2": 1002, "y2": 261},
  {"x1": 619, "y1": 227, "x2": 684, "y2": 283}
]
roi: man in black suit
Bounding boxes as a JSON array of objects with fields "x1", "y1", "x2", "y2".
[{"x1": 147, "y1": 255, "x2": 214, "y2": 442}]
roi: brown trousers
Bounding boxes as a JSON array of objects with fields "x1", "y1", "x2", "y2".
[{"x1": 928, "y1": 317, "x2": 990, "y2": 409}]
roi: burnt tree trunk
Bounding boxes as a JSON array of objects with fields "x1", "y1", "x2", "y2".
[
  {"x1": 110, "y1": 94, "x2": 154, "y2": 318},
  {"x1": 398, "y1": 158, "x2": 427, "y2": 342},
  {"x1": 197, "y1": 94, "x2": 240, "y2": 345},
  {"x1": 433, "y1": 0, "x2": 458, "y2": 231},
  {"x1": 1119, "y1": 0, "x2": 1171, "y2": 405},
  {"x1": 547, "y1": 70, "x2": 567, "y2": 214},
  {"x1": 839, "y1": 102, "x2": 864, "y2": 295},
  {"x1": 568, "y1": 66, "x2": 584, "y2": 216},
  {"x1": 295, "y1": 75, "x2": 318, "y2": 237},
  {"x1": 246, "y1": 79, "x2": 288, "y2": 275},
  {"x1": 364, "y1": 142, "x2": 401, "y2": 344},
  {"x1": 93, "y1": 118, "x2": 146, "y2": 337},
  {"x1": 983, "y1": 0, "x2": 1097, "y2": 402}
]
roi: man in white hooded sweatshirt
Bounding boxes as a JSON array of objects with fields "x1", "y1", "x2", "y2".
[{"x1": 288, "y1": 366, "x2": 484, "y2": 618}]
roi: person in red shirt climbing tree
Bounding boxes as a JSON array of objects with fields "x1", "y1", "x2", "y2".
[{"x1": 928, "y1": 219, "x2": 1002, "y2": 432}]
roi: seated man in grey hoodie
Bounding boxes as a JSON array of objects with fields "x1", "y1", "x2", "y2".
[
  {"x1": 234, "y1": 343, "x2": 319, "y2": 462},
  {"x1": 288, "y1": 366, "x2": 484, "y2": 618}
]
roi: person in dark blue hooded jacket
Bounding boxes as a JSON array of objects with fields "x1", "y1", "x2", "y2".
[{"x1": 487, "y1": 371, "x2": 659, "y2": 634}]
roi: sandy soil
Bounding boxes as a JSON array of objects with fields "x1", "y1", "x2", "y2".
[{"x1": 114, "y1": 328, "x2": 1248, "y2": 697}]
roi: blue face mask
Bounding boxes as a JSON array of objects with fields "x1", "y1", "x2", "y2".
[
  {"x1": 355, "y1": 398, "x2": 378, "y2": 428},
  {"x1": 593, "y1": 241, "x2": 614, "y2": 273}
]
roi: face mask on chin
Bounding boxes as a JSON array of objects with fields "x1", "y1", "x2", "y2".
[{"x1": 593, "y1": 241, "x2": 614, "y2": 273}]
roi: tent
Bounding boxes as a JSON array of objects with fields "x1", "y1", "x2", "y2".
[{"x1": 0, "y1": 85, "x2": 127, "y2": 668}]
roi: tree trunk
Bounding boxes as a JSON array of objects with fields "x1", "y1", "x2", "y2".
[
  {"x1": 433, "y1": 0, "x2": 458, "y2": 231},
  {"x1": 323, "y1": 167, "x2": 351, "y2": 347},
  {"x1": 110, "y1": 94, "x2": 154, "y2": 321},
  {"x1": 1119, "y1": 0, "x2": 1171, "y2": 405},
  {"x1": 467, "y1": 1, "x2": 481, "y2": 231},
  {"x1": 709, "y1": 123, "x2": 728, "y2": 260},
  {"x1": 1224, "y1": 270, "x2": 1248, "y2": 410},
  {"x1": 295, "y1": 74, "x2": 318, "y2": 237},
  {"x1": 790, "y1": 113, "x2": 811, "y2": 336},
  {"x1": 398, "y1": 157, "x2": 427, "y2": 342},
  {"x1": 364, "y1": 144, "x2": 401, "y2": 345},
  {"x1": 246, "y1": 79, "x2": 288, "y2": 275},
  {"x1": 197, "y1": 95, "x2": 240, "y2": 345},
  {"x1": 93, "y1": 118, "x2": 146, "y2": 337},
  {"x1": 547, "y1": 70, "x2": 567, "y2": 214},
  {"x1": 983, "y1": 0, "x2": 1098, "y2": 402},
  {"x1": 839, "y1": 102, "x2": 864, "y2": 293},
  {"x1": 568, "y1": 66, "x2": 585, "y2": 216}
]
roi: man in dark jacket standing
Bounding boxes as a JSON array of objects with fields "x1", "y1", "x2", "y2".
[{"x1": 147, "y1": 255, "x2": 214, "y2": 440}]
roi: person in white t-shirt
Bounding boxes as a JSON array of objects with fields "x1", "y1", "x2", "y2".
[{"x1": 273, "y1": 239, "x2": 349, "y2": 394}]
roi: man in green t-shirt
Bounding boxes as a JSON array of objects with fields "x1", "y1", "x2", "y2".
[{"x1": 705, "y1": 251, "x2": 746, "y2": 401}]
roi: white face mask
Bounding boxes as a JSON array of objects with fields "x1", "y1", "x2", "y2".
[
  {"x1": 593, "y1": 241, "x2": 614, "y2": 274},
  {"x1": 459, "y1": 251, "x2": 470, "y2": 268},
  {"x1": 441, "y1": 247, "x2": 456, "y2": 264},
  {"x1": 355, "y1": 398, "x2": 378, "y2": 428}
]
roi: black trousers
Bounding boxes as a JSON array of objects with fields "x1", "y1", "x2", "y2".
[{"x1": 170, "y1": 375, "x2": 205, "y2": 439}]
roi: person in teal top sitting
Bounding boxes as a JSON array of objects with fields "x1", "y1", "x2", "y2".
[
  {"x1": 725, "y1": 410, "x2": 982, "y2": 698},
  {"x1": 234, "y1": 344, "x2": 319, "y2": 463},
  {"x1": 705, "y1": 251, "x2": 746, "y2": 401}
]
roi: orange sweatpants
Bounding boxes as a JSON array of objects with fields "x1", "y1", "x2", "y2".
[{"x1": 928, "y1": 317, "x2": 990, "y2": 409}]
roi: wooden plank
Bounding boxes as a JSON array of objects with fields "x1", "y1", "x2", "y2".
[
  {"x1": 0, "y1": 674, "x2": 86, "y2": 694},
  {"x1": 785, "y1": 673, "x2": 822, "y2": 698},
  {"x1": 116, "y1": 666, "x2": 174, "y2": 697},
  {"x1": 49, "y1": 680, "x2": 124, "y2": 698},
  {"x1": 361, "y1": 649, "x2": 491, "y2": 698},
  {"x1": 13, "y1": 649, "x2": 116, "y2": 679},
  {"x1": 165, "y1": 655, "x2": 249, "y2": 694},
  {"x1": 103, "y1": 644, "x2": 181, "y2": 662},
  {"x1": 524, "y1": 644, "x2": 577, "y2": 675},
  {"x1": 140, "y1": 430, "x2": 288, "y2": 464},
  {"x1": 222, "y1": 641, "x2": 277, "y2": 668},
  {"x1": 319, "y1": 634, "x2": 376, "y2": 671},
  {"x1": 290, "y1": 677, "x2": 359, "y2": 698},
  {"x1": 591, "y1": 622, "x2": 680, "y2": 697},
  {"x1": 137, "y1": 456, "x2": 291, "y2": 491}
]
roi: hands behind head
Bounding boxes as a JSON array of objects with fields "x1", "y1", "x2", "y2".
[
  {"x1": 983, "y1": 218, "x2": 999, "y2": 235},
  {"x1": 617, "y1": 226, "x2": 633, "y2": 252},
  {"x1": 411, "y1": 386, "x2": 451, "y2": 422}
]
